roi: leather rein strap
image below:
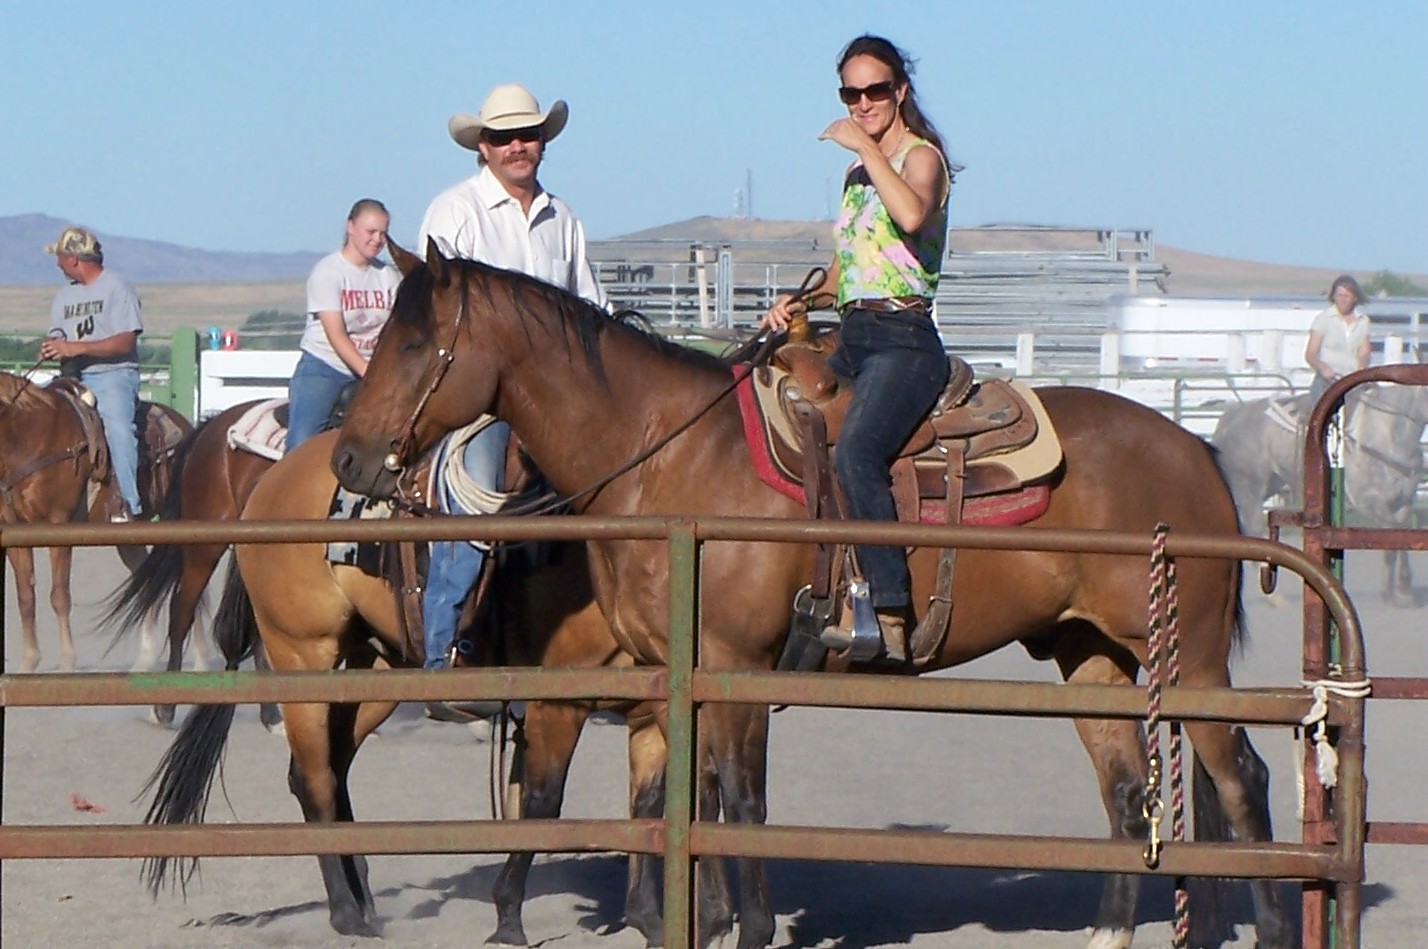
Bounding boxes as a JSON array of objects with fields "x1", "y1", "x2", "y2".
[
  {"x1": 384, "y1": 272, "x2": 469, "y2": 499},
  {"x1": 385, "y1": 267, "x2": 832, "y2": 517}
]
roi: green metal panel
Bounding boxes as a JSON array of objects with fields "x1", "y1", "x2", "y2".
[
  {"x1": 166, "y1": 326, "x2": 199, "y2": 420},
  {"x1": 663, "y1": 523, "x2": 697, "y2": 949}
]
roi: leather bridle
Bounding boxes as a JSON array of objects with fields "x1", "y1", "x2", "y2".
[{"x1": 382, "y1": 272, "x2": 470, "y2": 497}]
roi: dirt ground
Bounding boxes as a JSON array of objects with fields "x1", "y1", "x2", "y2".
[{"x1": 3, "y1": 544, "x2": 1425, "y2": 948}]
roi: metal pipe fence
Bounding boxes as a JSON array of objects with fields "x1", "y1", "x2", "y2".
[{"x1": 0, "y1": 515, "x2": 1369, "y2": 948}]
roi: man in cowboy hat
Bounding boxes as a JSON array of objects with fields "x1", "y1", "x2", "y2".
[
  {"x1": 418, "y1": 83, "x2": 605, "y2": 303},
  {"x1": 415, "y1": 84, "x2": 606, "y2": 720},
  {"x1": 39, "y1": 226, "x2": 144, "y2": 522}
]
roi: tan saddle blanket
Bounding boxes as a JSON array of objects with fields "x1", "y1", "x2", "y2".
[{"x1": 737, "y1": 335, "x2": 1063, "y2": 523}]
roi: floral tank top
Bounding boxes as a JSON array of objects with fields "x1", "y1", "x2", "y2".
[{"x1": 833, "y1": 134, "x2": 948, "y2": 307}]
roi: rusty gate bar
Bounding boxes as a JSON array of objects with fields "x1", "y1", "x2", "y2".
[
  {"x1": 693, "y1": 673, "x2": 1348, "y2": 724},
  {"x1": 0, "y1": 670, "x2": 1340, "y2": 723},
  {"x1": 1298, "y1": 364, "x2": 1428, "y2": 949},
  {"x1": 0, "y1": 668, "x2": 669, "y2": 708},
  {"x1": 0, "y1": 516, "x2": 1367, "y2": 948},
  {"x1": 0, "y1": 819, "x2": 665, "y2": 859},
  {"x1": 692, "y1": 825, "x2": 1343, "y2": 879}
]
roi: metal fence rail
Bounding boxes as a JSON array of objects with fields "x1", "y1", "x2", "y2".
[{"x1": 0, "y1": 514, "x2": 1368, "y2": 948}]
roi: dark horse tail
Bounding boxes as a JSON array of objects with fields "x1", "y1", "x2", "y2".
[
  {"x1": 103, "y1": 421, "x2": 207, "y2": 636},
  {"x1": 1185, "y1": 440, "x2": 1283, "y2": 944},
  {"x1": 140, "y1": 560, "x2": 258, "y2": 896}
]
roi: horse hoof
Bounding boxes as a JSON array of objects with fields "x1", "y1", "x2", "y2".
[
  {"x1": 1085, "y1": 927, "x2": 1133, "y2": 949},
  {"x1": 145, "y1": 706, "x2": 176, "y2": 729},
  {"x1": 266, "y1": 720, "x2": 287, "y2": 738},
  {"x1": 486, "y1": 922, "x2": 529, "y2": 946},
  {"x1": 19, "y1": 654, "x2": 40, "y2": 674},
  {"x1": 331, "y1": 913, "x2": 380, "y2": 938}
]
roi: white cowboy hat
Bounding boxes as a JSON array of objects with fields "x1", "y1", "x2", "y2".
[{"x1": 448, "y1": 84, "x2": 568, "y2": 151}]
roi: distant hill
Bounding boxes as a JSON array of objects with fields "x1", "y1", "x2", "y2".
[{"x1": 0, "y1": 213, "x2": 320, "y2": 285}]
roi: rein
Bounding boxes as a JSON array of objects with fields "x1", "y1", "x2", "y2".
[
  {"x1": 0, "y1": 354, "x2": 61, "y2": 424},
  {"x1": 384, "y1": 267, "x2": 830, "y2": 518},
  {"x1": 544, "y1": 266, "x2": 831, "y2": 513}
]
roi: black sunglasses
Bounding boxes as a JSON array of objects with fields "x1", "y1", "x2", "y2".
[
  {"x1": 838, "y1": 80, "x2": 897, "y2": 106},
  {"x1": 483, "y1": 126, "x2": 543, "y2": 147}
]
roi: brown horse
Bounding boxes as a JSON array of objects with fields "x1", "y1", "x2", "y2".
[
  {"x1": 0, "y1": 370, "x2": 188, "y2": 673},
  {"x1": 329, "y1": 243, "x2": 1294, "y2": 949},
  {"x1": 104, "y1": 399, "x2": 278, "y2": 727},
  {"x1": 141, "y1": 431, "x2": 733, "y2": 946}
]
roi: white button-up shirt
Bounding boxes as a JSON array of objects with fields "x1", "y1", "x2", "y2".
[{"x1": 417, "y1": 165, "x2": 607, "y2": 308}]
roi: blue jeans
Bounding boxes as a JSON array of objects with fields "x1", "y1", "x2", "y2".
[
  {"x1": 83, "y1": 368, "x2": 141, "y2": 511},
  {"x1": 829, "y1": 309, "x2": 950, "y2": 609},
  {"x1": 423, "y1": 420, "x2": 511, "y2": 668},
  {"x1": 287, "y1": 352, "x2": 355, "y2": 451}
]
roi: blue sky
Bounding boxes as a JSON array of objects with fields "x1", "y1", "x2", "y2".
[{"x1": 3, "y1": 1, "x2": 1424, "y2": 272}]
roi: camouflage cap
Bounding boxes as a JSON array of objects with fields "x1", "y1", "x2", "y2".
[{"x1": 44, "y1": 226, "x2": 102, "y2": 258}]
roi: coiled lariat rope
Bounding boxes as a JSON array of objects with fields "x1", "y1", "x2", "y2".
[{"x1": 1142, "y1": 522, "x2": 1190, "y2": 948}]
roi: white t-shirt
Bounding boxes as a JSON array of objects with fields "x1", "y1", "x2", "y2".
[
  {"x1": 1309, "y1": 305, "x2": 1371, "y2": 378},
  {"x1": 416, "y1": 165, "x2": 607, "y2": 308},
  {"x1": 299, "y1": 251, "x2": 401, "y2": 374}
]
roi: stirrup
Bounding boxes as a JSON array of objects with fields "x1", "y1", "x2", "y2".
[{"x1": 819, "y1": 580, "x2": 884, "y2": 662}]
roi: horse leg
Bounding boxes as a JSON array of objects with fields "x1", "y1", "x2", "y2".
[
  {"x1": 625, "y1": 709, "x2": 666, "y2": 946},
  {"x1": 187, "y1": 611, "x2": 219, "y2": 671},
  {"x1": 283, "y1": 699, "x2": 380, "y2": 937},
  {"x1": 1183, "y1": 722, "x2": 1295, "y2": 948},
  {"x1": 1400, "y1": 550, "x2": 1415, "y2": 606},
  {"x1": 254, "y1": 642, "x2": 285, "y2": 733},
  {"x1": 47, "y1": 546, "x2": 77, "y2": 672},
  {"x1": 490, "y1": 700, "x2": 588, "y2": 946},
  {"x1": 8, "y1": 548, "x2": 41, "y2": 673},
  {"x1": 150, "y1": 544, "x2": 230, "y2": 726},
  {"x1": 695, "y1": 746, "x2": 734, "y2": 947},
  {"x1": 1055, "y1": 633, "x2": 1148, "y2": 949},
  {"x1": 624, "y1": 705, "x2": 733, "y2": 949},
  {"x1": 704, "y1": 702, "x2": 773, "y2": 949},
  {"x1": 1386, "y1": 549, "x2": 1415, "y2": 608},
  {"x1": 132, "y1": 606, "x2": 164, "y2": 674}
]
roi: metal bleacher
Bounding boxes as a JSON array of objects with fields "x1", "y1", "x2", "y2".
[{"x1": 592, "y1": 226, "x2": 1167, "y2": 371}]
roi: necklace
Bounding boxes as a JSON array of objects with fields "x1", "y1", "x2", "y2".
[{"x1": 881, "y1": 125, "x2": 907, "y2": 160}]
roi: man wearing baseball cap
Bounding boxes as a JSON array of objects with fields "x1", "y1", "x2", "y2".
[
  {"x1": 39, "y1": 226, "x2": 144, "y2": 522},
  {"x1": 414, "y1": 84, "x2": 605, "y2": 719}
]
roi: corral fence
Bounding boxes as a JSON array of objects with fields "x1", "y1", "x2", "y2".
[{"x1": 0, "y1": 514, "x2": 1370, "y2": 948}]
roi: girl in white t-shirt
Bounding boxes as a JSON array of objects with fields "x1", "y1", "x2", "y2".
[
  {"x1": 287, "y1": 199, "x2": 400, "y2": 449},
  {"x1": 1305, "y1": 274, "x2": 1371, "y2": 405}
]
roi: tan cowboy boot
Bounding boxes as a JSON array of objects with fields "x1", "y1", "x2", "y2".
[{"x1": 875, "y1": 608, "x2": 908, "y2": 664}]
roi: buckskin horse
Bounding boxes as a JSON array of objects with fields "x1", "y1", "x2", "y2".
[
  {"x1": 329, "y1": 241, "x2": 1294, "y2": 949},
  {"x1": 0, "y1": 369, "x2": 188, "y2": 673},
  {"x1": 140, "y1": 430, "x2": 734, "y2": 946}
]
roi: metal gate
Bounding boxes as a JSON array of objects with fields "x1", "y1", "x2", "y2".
[{"x1": 0, "y1": 513, "x2": 1371, "y2": 948}]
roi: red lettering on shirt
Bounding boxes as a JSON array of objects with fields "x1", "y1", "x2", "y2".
[{"x1": 338, "y1": 288, "x2": 394, "y2": 311}]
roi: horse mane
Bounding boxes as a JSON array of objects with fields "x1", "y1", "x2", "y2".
[
  {"x1": 0, "y1": 371, "x2": 51, "y2": 412},
  {"x1": 391, "y1": 257, "x2": 732, "y2": 386}
]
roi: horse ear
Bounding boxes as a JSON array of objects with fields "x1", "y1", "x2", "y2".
[
  {"x1": 388, "y1": 239, "x2": 421, "y2": 276},
  {"x1": 424, "y1": 237, "x2": 453, "y2": 288}
]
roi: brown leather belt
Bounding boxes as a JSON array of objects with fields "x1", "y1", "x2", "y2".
[{"x1": 840, "y1": 296, "x2": 933, "y2": 315}]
